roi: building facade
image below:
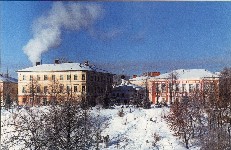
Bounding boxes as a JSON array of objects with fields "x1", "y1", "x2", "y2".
[
  {"x1": 111, "y1": 79, "x2": 145, "y2": 105},
  {"x1": 130, "y1": 69, "x2": 219, "y2": 104},
  {"x1": 0, "y1": 74, "x2": 18, "y2": 107},
  {"x1": 17, "y1": 61, "x2": 113, "y2": 106}
]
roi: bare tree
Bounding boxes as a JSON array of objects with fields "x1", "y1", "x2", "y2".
[
  {"x1": 168, "y1": 71, "x2": 179, "y2": 105},
  {"x1": 167, "y1": 68, "x2": 231, "y2": 150},
  {"x1": 2, "y1": 81, "x2": 100, "y2": 150}
]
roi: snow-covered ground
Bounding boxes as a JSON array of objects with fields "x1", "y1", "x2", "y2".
[
  {"x1": 1, "y1": 106, "x2": 200, "y2": 150},
  {"x1": 91, "y1": 105, "x2": 199, "y2": 150}
]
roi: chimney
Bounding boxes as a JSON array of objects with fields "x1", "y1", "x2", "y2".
[
  {"x1": 84, "y1": 61, "x2": 89, "y2": 66},
  {"x1": 55, "y1": 59, "x2": 59, "y2": 64},
  {"x1": 36, "y1": 62, "x2": 41, "y2": 66},
  {"x1": 150, "y1": 72, "x2": 160, "y2": 77}
]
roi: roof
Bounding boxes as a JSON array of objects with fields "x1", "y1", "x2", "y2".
[
  {"x1": 17, "y1": 63, "x2": 110, "y2": 73},
  {"x1": 129, "y1": 76, "x2": 149, "y2": 81},
  {"x1": 157, "y1": 69, "x2": 219, "y2": 80},
  {"x1": 0, "y1": 75, "x2": 18, "y2": 83},
  {"x1": 115, "y1": 79, "x2": 144, "y2": 90},
  {"x1": 130, "y1": 69, "x2": 219, "y2": 81}
]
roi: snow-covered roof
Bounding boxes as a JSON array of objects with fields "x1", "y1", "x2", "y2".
[
  {"x1": 17, "y1": 63, "x2": 110, "y2": 73},
  {"x1": 0, "y1": 75, "x2": 18, "y2": 83},
  {"x1": 116, "y1": 79, "x2": 144, "y2": 90},
  {"x1": 157, "y1": 69, "x2": 219, "y2": 80},
  {"x1": 130, "y1": 69, "x2": 219, "y2": 81},
  {"x1": 129, "y1": 76, "x2": 149, "y2": 81}
]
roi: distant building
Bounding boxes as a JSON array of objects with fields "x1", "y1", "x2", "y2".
[
  {"x1": 0, "y1": 74, "x2": 18, "y2": 106},
  {"x1": 113, "y1": 74, "x2": 130, "y2": 86},
  {"x1": 130, "y1": 69, "x2": 219, "y2": 104},
  {"x1": 129, "y1": 72, "x2": 160, "y2": 88},
  {"x1": 111, "y1": 79, "x2": 145, "y2": 105},
  {"x1": 17, "y1": 61, "x2": 113, "y2": 106}
]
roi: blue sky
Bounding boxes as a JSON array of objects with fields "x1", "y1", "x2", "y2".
[{"x1": 2, "y1": 2, "x2": 231, "y2": 78}]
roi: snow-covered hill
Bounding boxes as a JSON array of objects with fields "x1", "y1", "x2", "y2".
[
  {"x1": 90, "y1": 106, "x2": 199, "y2": 150},
  {"x1": 1, "y1": 106, "x2": 200, "y2": 150}
]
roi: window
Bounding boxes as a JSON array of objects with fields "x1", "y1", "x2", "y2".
[
  {"x1": 189, "y1": 84, "x2": 193, "y2": 92},
  {"x1": 59, "y1": 84, "x2": 64, "y2": 93},
  {"x1": 30, "y1": 85, "x2": 35, "y2": 93},
  {"x1": 122, "y1": 93, "x2": 125, "y2": 97},
  {"x1": 22, "y1": 87, "x2": 26, "y2": 93},
  {"x1": 23, "y1": 98, "x2": 26, "y2": 103},
  {"x1": 37, "y1": 75, "x2": 40, "y2": 81},
  {"x1": 30, "y1": 75, "x2": 33, "y2": 81},
  {"x1": 74, "y1": 74, "x2": 78, "y2": 80},
  {"x1": 175, "y1": 84, "x2": 179, "y2": 92},
  {"x1": 74, "y1": 86, "x2": 78, "y2": 92},
  {"x1": 36, "y1": 98, "x2": 40, "y2": 104},
  {"x1": 182, "y1": 84, "x2": 186, "y2": 92},
  {"x1": 44, "y1": 86, "x2": 48, "y2": 93},
  {"x1": 101, "y1": 76, "x2": 103, "y2": 82},
  {"x1": 37, "y1": 86, "x2": 41, "y2": 93},
  {"x1": 60, "y1": 75, "x2": 63, "y2": 80},
  {"x1": 82, "y1": 74, "x2": 85, "y2": 80},
  {"x1": 162, "y1": 83, "x2": 166, "y2": 92},
  {"x1": 155, "y1": 83, "x2": 160, "y2": 92},
  {"x1": 30, "y1": 98, "x2": 33, "y2": 104},
  {"x1": 67, "y1": 85, "x2": 71, "y2": 92},
  {"x1": 44, "y1": 75, "x2": 48, "y2": 80},
  {"x1": 52, "y1": 75, "x2": 55, "y2": 81},
  {"x1": 110, "y1": 78, "x2": 112, "y2": 83},
  {"x1": 30, "y1": 86, "x2": 33, "y2": 93},
  {"x1": 43, "y1": 98, "x2": 47, "y2": 105},
  {"x1": 67, "y1": 75, "x2": 71, "y2": 80},
  {"x1": 22, "y1": 75, "x2": 26, "y2": 80},
  {"x1": 90, "y1": 75, "x2": 93, "y2": 81},
  {"x1": 196, "y1": 84, "x2": 200, "y2": 90},
  {"x1": 82, "y1": 86, "x2": 86, "y2": 92}
]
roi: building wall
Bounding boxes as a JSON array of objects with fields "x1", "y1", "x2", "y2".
[
  {"x1": 0, "y1": 82, "x2": 18, "y2": 106},
  {"x1": 111, "y1": 85, "x2": 145, "y2": 104},
  {"x1": 150, "y1": 78, "x2": 219, "y2": 104},
  {"x1": 18, "y1": 70, "x2": 113, "y2": 106},
  {"x1": 130, "y1": 77, "x2": 219, "y2": 104}
]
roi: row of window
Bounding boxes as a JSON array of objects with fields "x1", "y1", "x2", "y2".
[
  {"x1": 22, "y1": 85, "x2": 86, "y2": 93},
  {"x1": 22, "y1": 74, "x2": 112, "y2": 83},
  {"x1": 155, "y1": 83, "x2": 200, "y2": 92},
  {"x1": 90, "y1": 75, "x2": 113, "y2": 83},
  {"x1": 23, "y1": 74, "x2": 85, "y2": 81}
]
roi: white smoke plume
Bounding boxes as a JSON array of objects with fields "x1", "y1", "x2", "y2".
[{"x1": 23, "y1": 2, "x2": 102, "y2": 65}]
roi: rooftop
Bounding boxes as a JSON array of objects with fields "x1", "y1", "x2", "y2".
[
  {"x1": 116, "y1": 79, "x2": 144, "y2": 90},
  {"x1": 17, "y1": 62, "x2": 110, "y2": 73},
  {"x1": 0, "y1": 75, "x2": 18, "y2": 83},
  {"x1": 130, "y1": 69, "x2": 219, "y2": 81}
]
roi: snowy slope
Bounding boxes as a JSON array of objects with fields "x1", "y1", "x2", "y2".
[
  {"x1": 1, "y1": 106, "x2": 200, "y2": 150},
  {"x1": 90, "y1": 106, "x2": 199, "y2": 150}
]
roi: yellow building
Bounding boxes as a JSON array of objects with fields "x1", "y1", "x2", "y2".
[
  {"x1": 0, "y1": 74, "x2": 18, "y2": 107},
  {"x1": 17, "y1": 61, "x2": 113, "y2": 106}
]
